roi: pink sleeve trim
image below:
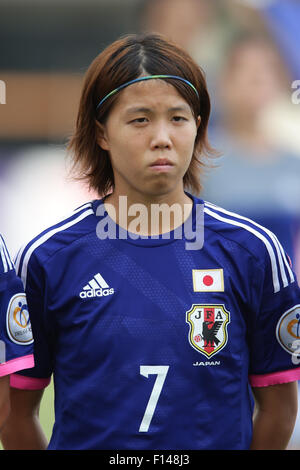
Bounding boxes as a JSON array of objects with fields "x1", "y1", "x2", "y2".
[
  {"x1": 249, "y1": 366, "x2": 300, "y2": 387},
  {"x1": 0, "y1": 354, "x2": 34, "y2": 377},
  {"x1": 10, "y1": 374, "x2": 51, "y2": 390}
]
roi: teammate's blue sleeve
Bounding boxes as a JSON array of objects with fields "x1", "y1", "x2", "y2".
[
  {"x1": 11, "y1": 249, "x2": 53, "y2": 389},
  {"x1": 0, "y1": 235, "x2": 34, "y2": 377},
  {"x1": 248, "y1": 243, "x2": 300, "y2": 387}
]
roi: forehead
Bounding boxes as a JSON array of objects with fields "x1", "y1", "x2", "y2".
[
  {"x1": 230, "y1": 43, "x2": 279, "y2": 71},
  {"x1": 111, "y1": 79, "x2": 191, "y2": 111}
]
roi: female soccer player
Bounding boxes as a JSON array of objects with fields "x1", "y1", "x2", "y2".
[
  {"x1": 2, "y1": 33, "x2": 300, "y2": 450},
  {"x1": 0, "y1": 235, "x2": 34, "y2": 431}
]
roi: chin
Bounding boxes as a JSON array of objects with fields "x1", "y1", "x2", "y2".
[{"x1": 146, "y1": 180, "x2": 182, "y2": 198}]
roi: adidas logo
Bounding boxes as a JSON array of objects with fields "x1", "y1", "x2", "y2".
[{"x1": 79, "y1": 273, "x2": 115, "y2": 299}]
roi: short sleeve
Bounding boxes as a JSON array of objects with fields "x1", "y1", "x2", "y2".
[
  {"x1": 0, "y1": 235, "x2": 34, "y2": 377},
  {"x1": 10, "y1": 250, "x2": 53, "y2": 390},
  {"x1": 248, "y1": 243, "x2": 300, "y2": 387}
]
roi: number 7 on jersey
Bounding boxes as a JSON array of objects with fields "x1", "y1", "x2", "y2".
[{"x1": 139, "y1": 365, "x2": 169, "y2": 432}]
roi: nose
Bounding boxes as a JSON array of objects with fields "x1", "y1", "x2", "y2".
[{"x1": 150, "y1": 122, "x2": 172, "y2": 150}]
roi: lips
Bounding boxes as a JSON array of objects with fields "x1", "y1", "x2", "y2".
[{"x1": 150, "y1": 158, "x2": 174, "y2": 167}]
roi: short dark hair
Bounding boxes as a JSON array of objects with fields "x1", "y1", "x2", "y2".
[{"x1": 68, "y1": 33, "x2": 215, "y2": 196}]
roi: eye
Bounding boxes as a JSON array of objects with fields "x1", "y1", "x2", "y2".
[
  {"x1": 130, "y1": 117, "x2": 148, "y2": 124},
  {"x1": 172, "y1": 116, "x2": 188, "y2": 122}
]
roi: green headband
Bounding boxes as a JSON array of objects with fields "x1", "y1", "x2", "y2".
[{"x1": 96, "y1": 75, "x2": 199, "y2": 110}]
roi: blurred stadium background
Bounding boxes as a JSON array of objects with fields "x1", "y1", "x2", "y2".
[{"x1": 0, "y1": 0, "x2": 300, "y2": 449}]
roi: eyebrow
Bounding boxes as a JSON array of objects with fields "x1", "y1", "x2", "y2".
[{"x1": 124, "y1": 105, "x2": 191, "y2": 115}]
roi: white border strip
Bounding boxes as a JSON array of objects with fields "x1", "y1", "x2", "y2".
[
  {"x1": 205, "y1": 202, "x2": 294, "y2": 286},
  {"x1": 204, "y1": 207, "x2": 281, "y2": 293},
  {"x1": 0, "y1": 236, "x2": 13, "y2": 272},
  {"x1": 19, "y1": 208, "x2": 93, "y2": 288},
  {"x1": 1, "y1": 238, "x2": 13, "y2": 271},
  {"x1": 0, "y1": 247, "x2": 8, "y2": 273},
  {"x1": 15, "y1": 203, "x2": 92, "y2": 275}
]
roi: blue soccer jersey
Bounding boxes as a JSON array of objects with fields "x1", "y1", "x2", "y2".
[
  {"x1": 0, "y1": 235, "x2": 34, "y2": 377},
  {"x1": 12, "y1": 195, "x2": 300, "y2": 450}
]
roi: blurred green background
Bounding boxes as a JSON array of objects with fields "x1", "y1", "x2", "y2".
[{"x1": 38, "y1": 381, "x2": 55, "y2": 442}]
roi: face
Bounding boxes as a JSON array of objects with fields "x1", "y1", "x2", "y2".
[
  {"x1": 145, "y1": 0, "x2": 206, "y2": 50},
  {"x1": 222, "y1": 43, "x2": 285, "y2": 116},
  {"x1": 97, "y1": 79, "x2": 199, "y2": 201}
]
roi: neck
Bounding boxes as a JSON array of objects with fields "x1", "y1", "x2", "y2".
[
  {"x1": 225, "y1": 109, "x2": 257, "y2": 134},
  {"x1": 103, "y1": 187, "x2": 193, "y2": 236},
  {"x1": 224, "y1": 111, "x2": 274, "y2": 154}
]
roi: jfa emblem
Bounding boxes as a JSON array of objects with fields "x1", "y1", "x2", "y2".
[{"x1": 186, "y1": 304, "x2": 230, "y2": 358}]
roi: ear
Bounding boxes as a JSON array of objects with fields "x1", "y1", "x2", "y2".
[
  {"x1": 95, "y1": 120, "x2": 110, "y2": 151},
  {"x1": 196, "y1": 115, "x2": 201, "y2": 129}
]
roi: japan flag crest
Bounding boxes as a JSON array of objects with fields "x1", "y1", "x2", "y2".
[
  {"x1": 186, "y1": 304, "x2": 230, "y2": 358},
  {"x1": 192, "y1": 269, "x2": 224, "y2": 292}
]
